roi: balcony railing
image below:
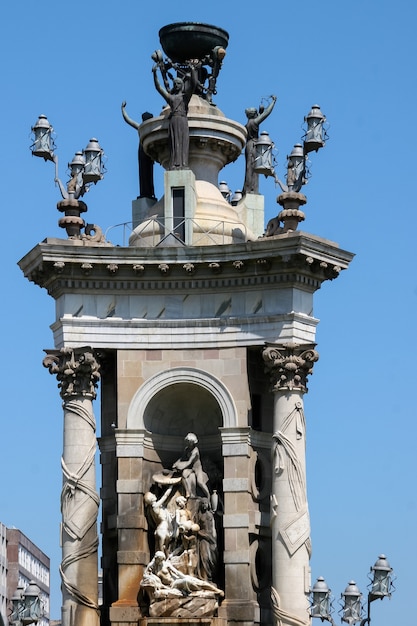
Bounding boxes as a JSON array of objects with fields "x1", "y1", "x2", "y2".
[{"x1": 105, "y1": 217, "x2": 248, "y2": 247}]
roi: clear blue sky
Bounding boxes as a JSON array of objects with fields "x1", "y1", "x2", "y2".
[{"x1": 1, "y1": 1, "x2": 415, "y2": 622}]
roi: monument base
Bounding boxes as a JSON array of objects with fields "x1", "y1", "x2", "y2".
[
  {"x1": 148, "y1": 593, "x2": 219, "y2": 618},
  {"x1": 140, "y1": 618, "x2": 227, "y2": 626}
]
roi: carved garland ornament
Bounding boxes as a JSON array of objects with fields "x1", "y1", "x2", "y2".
[
  {"x1": 271, "y1": 587, "x2": 309, "y2": 626},
  {"x1": 262, "y1": 343, "x2": 319, "y2": 393},
  {"x1": 272, "y1": 401, "x2": 312, "y2": 558}
]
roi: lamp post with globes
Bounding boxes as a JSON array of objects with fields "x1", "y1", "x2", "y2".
[
  {"x1": 266, "y1": 104, "x2": 328, "y2": 234},
  {"x1": 9, "y1": 581, "x2": 44, "y2": 626},
  {"x1": 261, "y1": 103, "x2": 328, "y2": 194},
  {"x1": 310, "y1": 555, "x2": 394, "y2": 626},
  {"x1": 30, "y1": 114, "x2": 105, "y2": 238},
  {"x1": 218, "y1": 104, "x2": 329, "y2": 235}
]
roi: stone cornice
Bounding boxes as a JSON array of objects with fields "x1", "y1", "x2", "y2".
[{"x1": 18, "y1": 231, "x2": 354, "y2": 298}]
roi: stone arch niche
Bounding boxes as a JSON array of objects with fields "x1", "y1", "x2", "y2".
[
  {"x1": 127, "y1": 367, "x2": 237, "y2": 499},
  {"x1": 144, "y1": 382, "x2": 222, "y2": 436},
  {"x1": 123, "y1": 367, "x2": 238, "y2": 599},
  {"x1": 127, "y1": 367, "x2": 238, "y2": 431}
]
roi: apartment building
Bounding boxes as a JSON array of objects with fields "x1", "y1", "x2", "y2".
[{"x1": 1, "y1": 526, "x2": 49, "y2": 626}]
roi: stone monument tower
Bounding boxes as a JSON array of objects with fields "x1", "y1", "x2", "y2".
[{"x1": 19, "y1": 22, "x2": 353, "y2": 626}]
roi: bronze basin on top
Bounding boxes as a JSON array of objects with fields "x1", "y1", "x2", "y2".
[{"x1": 158, "y1": 22, "x2": 229, "y2": 63}]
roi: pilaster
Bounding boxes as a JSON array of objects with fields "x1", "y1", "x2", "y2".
[
  {"x1": 113, "y1": 429, "x2": 148, "y2": 607},
  {"x1": 219, "y1": 428, "x2": 259, "y2": 626},
  {"x1": 163, "y1": 169, "x2": 197, "y2": 245}
]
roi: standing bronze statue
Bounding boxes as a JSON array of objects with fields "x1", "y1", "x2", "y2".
[
  {"x1": 152, "y1": 63, "x2": 197, "y2": 170},
  {"x1": 243, "y1": 95, "x2": 277, "y2": 194},
  {"x1": 121, "y1": 103, "x2": 156, "y2": 199}
]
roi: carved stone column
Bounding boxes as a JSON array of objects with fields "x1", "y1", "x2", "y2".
[
  {"x1": 44, "y1": 347, "x2": 100, "y2": 626},
  {"x1": 262, "y1": 343, "x2": 319, "y2": 626}
]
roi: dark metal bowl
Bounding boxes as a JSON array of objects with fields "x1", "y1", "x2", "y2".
[{"x1": 159, "y1": 22, "x2": 229, "y2": 63}]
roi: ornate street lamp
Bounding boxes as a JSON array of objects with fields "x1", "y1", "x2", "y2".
[
  {"x1": 311, "y1": 556, "x2": 394, "y2": 626},
  {"x1": 253, "y1": 131, "x2": 276, "y2": 179},
  {"x1": 30, "y1": 114, "x2": 55, "y2": 161},
  {"x1": 218, "y1": 180, "x2": 232, "y2": 202},
  {"x1": 30, "y1": 115, "x2": 105, "y2": 200},
  {"x1": 341, "y1": 581, "x2": 363, "y2": 625},
  {"x1": 83, "y1": 138, "x2": 105, "y2": 184},
  {"x1": 257, "y1": 104, "x2": 328, "y2": 235},
  {"x1": 9, "y1": 581, "x2": 43, "y2": 626},
  {"x1": 303, "y1": 104, "x2": 327, "y2": 154},
  {"x1": 368, "y1": 554, "x2": 393, "y2": 600},
  {"x1": 277, "y1": 104, "x2": 327, "y2": 195},
  {"x1": 250, "y1": 103, "x2": 327, "y2": 197},
  {"x1": 311, "y1": 577, "x2": 334, "y2": 623},
  {"x1": 230, "y1": 189, "x2": 243, "y2": 206},
  {"x1": 30, "y1": 115, "x2": 106, "y2": 237},
  {"x1": 285, "y1": 143, "x2": 308, "y2": 192}
]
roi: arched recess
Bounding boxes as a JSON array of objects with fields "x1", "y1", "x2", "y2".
[
  {"x1": 123, "y1": 367, "x2": 235, "y2": 592},
  {"x1": 126, "y1": 367, "x2": 238, "y2": 432}
]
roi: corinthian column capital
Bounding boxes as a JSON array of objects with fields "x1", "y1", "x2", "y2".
[
  {"x1": 43, "y1": 346, "x2": 100, "y2": 399},
  {"x1": 262, "y1": 342, "x2": 319, "y2": 392}
]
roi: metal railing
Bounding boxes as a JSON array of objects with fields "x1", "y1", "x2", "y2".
[{"x1": 105, "y1": 217, "x2": 248, "y2": 247}]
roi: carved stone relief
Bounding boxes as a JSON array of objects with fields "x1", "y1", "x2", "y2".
[{"x1": 140, "y1": 433, "x2": 223, "y2": 617}]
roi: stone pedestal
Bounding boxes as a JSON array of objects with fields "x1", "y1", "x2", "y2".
[
  {"x1": 139, "y1": 618, "x2": 227, "y2": 626},
  {"x1": 147, "y1": 595, "x2": 219, "y2": 619},
  {"x1": 109, "y1": 605, "x2": 142, "y2": 626},
  {"x1": 235, "y1": 193, "x2": 265, "y2": 239},
  {"x1": 276, "y1": 192, "x2": 307, "y2": 234},
  {"x1": 131, "y1": 96, "x2": 252, "y2": 246}
]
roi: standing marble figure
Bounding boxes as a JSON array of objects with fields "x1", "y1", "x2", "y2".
[
  {"x1": 144, "y1": 486, "x2": 174, "y2": 555},
  {"x1": 196, "y1": 499, "x2": 217, "y2": 581},
  {"x1": 243, "y1": 95, "x2": 277, "y2": 194},
  {"x1": 152, "y1": 64, "x2": 196, "y2": 170},
  {"x1": 172, "y1": 432, "x2": 210, "y2": 499}
]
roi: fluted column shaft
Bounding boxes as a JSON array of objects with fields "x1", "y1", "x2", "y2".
[
  {"x1": 263, "y1": 343, "x2": 319, "y2": 626},
  {"x1": 44, "y1": 347, "x2": 100, "y2": 626}
]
